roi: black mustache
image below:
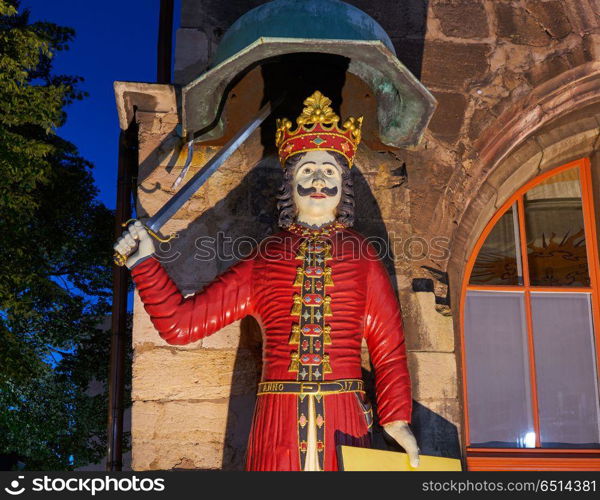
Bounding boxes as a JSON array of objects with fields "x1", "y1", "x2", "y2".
[{"x1": 296, "y1": 185, "x2": 338, "y2": 197}]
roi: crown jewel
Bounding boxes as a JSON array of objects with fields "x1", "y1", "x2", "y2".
[{"x1": 276, "y1": 91, "x2": 363, "y2": 168}]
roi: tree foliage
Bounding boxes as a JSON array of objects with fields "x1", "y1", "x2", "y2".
[{"x1": 0, "y1": 0, "x2": 121, "y2": 470}]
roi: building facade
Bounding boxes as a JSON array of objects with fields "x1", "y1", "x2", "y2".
[{"x1": 117, "y1": 0, "x2": 600, "y2": 470}]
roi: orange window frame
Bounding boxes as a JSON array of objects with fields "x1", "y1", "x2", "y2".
[{"x1": 459, "y1": 158, "x2": 600, "y2": 471}]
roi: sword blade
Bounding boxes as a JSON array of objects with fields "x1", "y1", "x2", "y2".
[{"x1": 146, "y1": 100, "x2": 276, "y2": 234}]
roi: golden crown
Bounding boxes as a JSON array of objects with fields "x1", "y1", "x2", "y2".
[{"x1": 275, "y1": 91, "x2": 363, "y2": 168}]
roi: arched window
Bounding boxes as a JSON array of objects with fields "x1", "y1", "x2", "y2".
[{"x1": 461, "y1": 158, "x2": 600, "y2": 470}]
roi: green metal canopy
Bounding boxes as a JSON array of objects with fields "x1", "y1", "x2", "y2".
[
  {"x1": 211, "y1": 0, "x2": 396, "y2": 66},
  {"x1": 182, "y1": 0, "x2": 436, "y2": 148}
]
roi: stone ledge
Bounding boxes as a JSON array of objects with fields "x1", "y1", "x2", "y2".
[{"x1": 114, "y1": 82, "x2": 177, "y2": 131}]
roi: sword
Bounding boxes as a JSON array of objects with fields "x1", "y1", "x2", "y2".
[{"x1": 114, "y1": 99, "x2": 279, "y2": 266}]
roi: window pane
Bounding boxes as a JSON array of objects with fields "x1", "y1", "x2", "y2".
[
  {"x1": 524, "y1": 168, "x2": 589, "y2": 287},
  {"x1": 465, "y1": 290, "x2": 534, "y2": 447},
  {"x1": 470, "y1": 203, "x2": 522, "y2": 286},
  {"x1": 531, "y1": 292, "x2": 600, "y2": 448}
]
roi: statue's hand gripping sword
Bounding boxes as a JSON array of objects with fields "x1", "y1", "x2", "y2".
[{"x1": 114, "y1": 100, "x2": 278, "y2": 266}]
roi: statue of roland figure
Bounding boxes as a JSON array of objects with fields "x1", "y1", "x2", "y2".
[{"x1": 114, "y1": 91, "x2": 420, "y2": 471}]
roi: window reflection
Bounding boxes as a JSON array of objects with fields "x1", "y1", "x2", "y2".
[
  {"x1": 465, "y1": 291, "x2": 533, "y2": 448},
  {"x1": 521, "y1": 431, "x2": 536, "y2": 449},
  {"x1": 465, "y1": 162, "x2": 599, "y2": 453},
  {"x1": 470, "y1": 203, "x2": 522, "y2": 286},
  {"x1": 524, "y1": 168, "x2": 589, "y2": 287},
  {"x1": 531, "y1": 292, "x2": 600, "y2": 448}
]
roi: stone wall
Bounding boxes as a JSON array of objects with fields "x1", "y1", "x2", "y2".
[{"x1": 128, "y1": 0, "x2": 600, "y2": 470}]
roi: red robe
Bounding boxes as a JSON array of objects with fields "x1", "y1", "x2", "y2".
[{"x1": 131, "y1": 226, "x2": 412, "y2": 471}]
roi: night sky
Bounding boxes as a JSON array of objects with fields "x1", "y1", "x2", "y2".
[{"x1": 21, "y1": 0, "x2": 181, "y2": 209}]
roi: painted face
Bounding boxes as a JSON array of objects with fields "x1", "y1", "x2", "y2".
[{"x1": 292, "y1": 150, "x2": 343, "y2": 227}]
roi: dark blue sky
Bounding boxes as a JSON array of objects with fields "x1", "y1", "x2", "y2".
[{"x1": 22, "y1": 0, "x2": 181, "y2": 209}]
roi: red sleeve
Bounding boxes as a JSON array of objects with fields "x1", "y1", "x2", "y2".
[
  {"x1": 130, "y1": 256, "x2": 255, "y2": 345},
  {"x1": 363, "y1": 254, "x2": 412, "y2": 425}
]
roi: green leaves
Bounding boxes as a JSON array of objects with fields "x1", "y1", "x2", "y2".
[{"x1": 0, "y1": 0, "x2": 122, "y2": 470}]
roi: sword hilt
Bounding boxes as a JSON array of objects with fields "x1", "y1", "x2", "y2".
[{"x1": 113, "y1": 218, "x2": 176, "y2": 267}]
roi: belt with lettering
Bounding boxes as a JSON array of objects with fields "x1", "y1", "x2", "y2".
[{"x1": 257, "y1": 379, "x2": 364, "y2": 396}]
